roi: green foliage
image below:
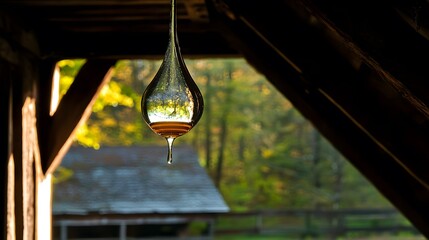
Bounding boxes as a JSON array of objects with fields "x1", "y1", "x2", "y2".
[
  {"x1": 58, "y1": 59, "x2": 158, "y2": 148},
  {"x1": 52, "y1": 166, "x2": 74, "y2": 184},
  {"x1": 58, "y1": 59, "x2": 86, "y2": 98},
  {"x1": 59, "y1": 58, "x2": 393, "y2": 212}
]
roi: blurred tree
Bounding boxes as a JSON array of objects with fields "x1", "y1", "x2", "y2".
[{"x1": 58, "y1": 58, "x2": 393, "y2": 212}]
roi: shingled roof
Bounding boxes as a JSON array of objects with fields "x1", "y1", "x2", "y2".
[{"x1": 53, "y1": 145, "x2": 229, "y2": 215}]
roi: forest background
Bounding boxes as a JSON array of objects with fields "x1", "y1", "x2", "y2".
[{"x1": 56, "y1": 58, "x2": 393, "y2": 212}]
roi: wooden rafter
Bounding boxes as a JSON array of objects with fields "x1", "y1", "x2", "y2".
[
  {"x1": 208, "y1": 0, "x2": 429, "y2": 236},
  {"x1": 305, "y1": 0, "x2": 429, "y2": 115}
]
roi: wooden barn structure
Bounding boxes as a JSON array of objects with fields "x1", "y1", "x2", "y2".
[
  {"x1": 2, "y1": 0, "x2": 429, "y2": 239},
  {"x1": 53, "y1": 146, "x2": 228, "y2": 239}
]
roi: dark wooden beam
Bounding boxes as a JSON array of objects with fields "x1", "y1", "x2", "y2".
[
  {"x1": 208, "y1": 0, "x2": 429, "y2": 236},
  {"x1": 0, "y1": 60, "x2": 12, "y2": 240},
  {"x1": 37, "y1": 30, "x2": 238, "y2": 59},
  {"x1": 214, "y1": 0, "x2": 429, "y2": 187},
  {"x1": 393, "y1": 0, "x2": 429, "y2": 41},
  {"x1": 280, "y1": 0, "x2": 429, "y2": 187},
  {"x1": 1, "y1": 0, "x2": 239, "y2": 59},
  {"x1": 12, "y1": 65, "x2": 25, "y2": 240},
  {"x1": 306, "y1": 0, "x2": 429, "y2": 115},
  {"x1": 40, "y1": 59, "x2": 117, "y2": 175}
]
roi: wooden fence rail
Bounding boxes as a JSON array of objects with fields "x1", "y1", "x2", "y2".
[{"x1": 214, "y1": 209, "x2": 420, "y2": 238}]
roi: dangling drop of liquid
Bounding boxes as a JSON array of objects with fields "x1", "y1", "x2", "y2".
[{"x1": 141, "y1": 0, "x2": 204, "y2": 164}]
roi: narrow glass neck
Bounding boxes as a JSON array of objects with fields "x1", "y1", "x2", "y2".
[{"x1": 169, "y1": 0, "x2": 177, "y2": 47}]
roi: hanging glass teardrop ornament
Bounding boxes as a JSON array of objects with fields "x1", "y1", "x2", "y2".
[{"x1": 141, "y1": 0, "x2": 204, "y2": 164}]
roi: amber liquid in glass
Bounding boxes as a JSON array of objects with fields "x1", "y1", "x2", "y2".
[{"x1": 149, "y1": 121, "x2": 193, "y2": 138}]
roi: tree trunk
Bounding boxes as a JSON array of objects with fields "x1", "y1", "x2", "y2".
[
  {"x1": 311, "y1": 129, "x2": 322, "y2": 208},
  {"x1": 238, "y1": 134, "x2": 245, "y2": 161},
  {"x1": 215, "y1": 62, "x2": 234, "y2": 187},
  {"x1": 332, "y1": 150, "x2": 344, "y2": 209},
  {"x1": 205, "y1": 71, "x2": 212, "y2": 170},
  {"x1": 215, "y1": 117, "x2": 227, "y2": 187}
]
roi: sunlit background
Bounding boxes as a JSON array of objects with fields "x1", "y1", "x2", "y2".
[{"x1": 52, "y1": 58, "x2": 423, "y2": 240}]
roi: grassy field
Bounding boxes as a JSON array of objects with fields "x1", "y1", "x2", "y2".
[
  {"x1": 213, "y1": 209, "x2": 422, "y2": 240},
  {"x1": 214, "y1": 234, "x2": 426, "y2": 240},
  {"x1": 214, "y1": 235, "x2": 426, "y2": 240}
]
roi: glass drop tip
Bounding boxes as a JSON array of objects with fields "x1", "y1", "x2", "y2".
[{"x1": 166, "y1": 137, "x2": 175, "y2": 165}]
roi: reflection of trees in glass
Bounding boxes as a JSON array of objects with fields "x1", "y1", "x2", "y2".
[
  {"x1": 145, "y1": 90, "x2": 194, "y2": 122},
  {"x1": 59, "y1": 58, "x2": 393, "y2": 211}
]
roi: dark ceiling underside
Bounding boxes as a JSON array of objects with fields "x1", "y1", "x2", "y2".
[{"x1": 2, "y1": 0, "x2": 429, "y2": 237}]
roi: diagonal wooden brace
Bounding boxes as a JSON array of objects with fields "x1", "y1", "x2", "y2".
[{"x1": 40, "y1": 59, "x2": 117, "y2": 175}]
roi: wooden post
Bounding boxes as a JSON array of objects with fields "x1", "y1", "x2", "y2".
[
  {"x1": 11, "y1": 62, "x2": 39, "y2": 240},
  {"x1": 60, "y1": 223, "x2": 67, "y2": 240},
  {"x1": 119, "y1": 222, "x2": 126, "y2": 240},
  {"x1": 0, "y1": 17, "x2": 116, "y2": 240},
  {"x1": 0, "y1": 12, "x2": 43, "y2": 240},
  {"x1": 255, "y1": 213, "x2": 263, "y2": 234},
  {"x1": 1, "y1": 62, "x2": 13, "y2": 240}
]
